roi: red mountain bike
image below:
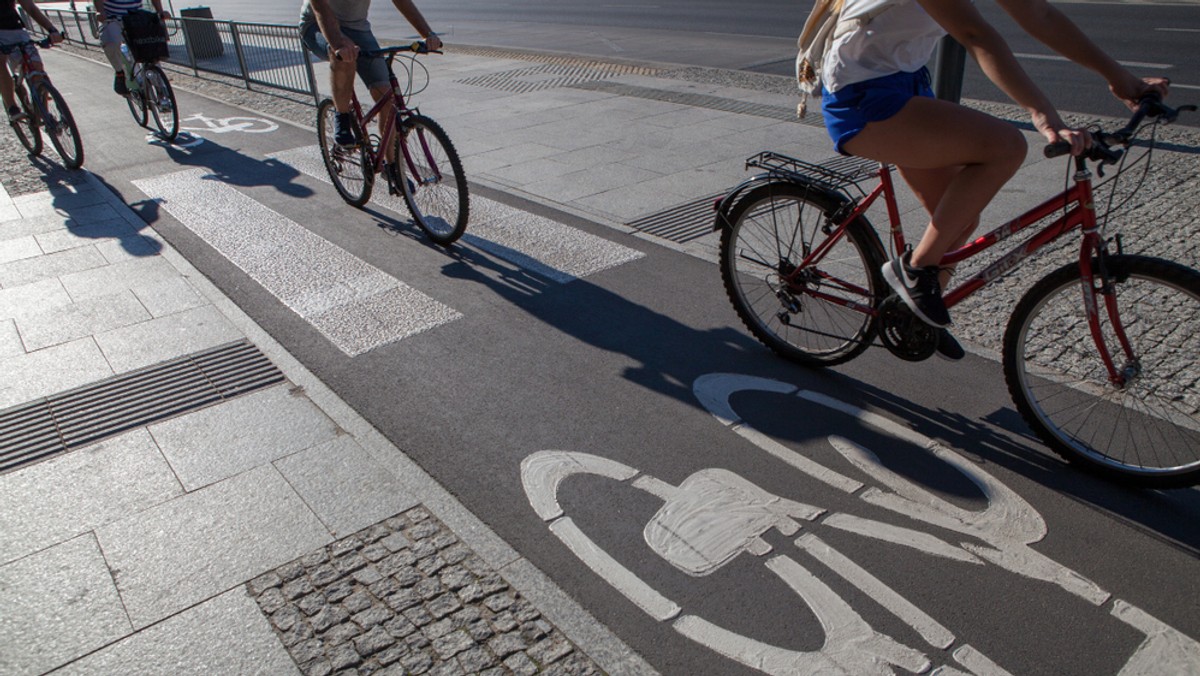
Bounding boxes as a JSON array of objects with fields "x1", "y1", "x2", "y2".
[
  {"x1": 716, "y1": 96, "x2": 1200, "y2": 488},
  {"x1": 316, "y1": 42, "x2": 468, "y2": 247}
]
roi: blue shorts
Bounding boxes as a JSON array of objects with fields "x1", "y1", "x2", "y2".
[
  {"x1": 821, "y1": 68, "x2": 934, "y2": 155},
  {"x1": 300, "y1": 21, "x2": 389, "y2": 89}
]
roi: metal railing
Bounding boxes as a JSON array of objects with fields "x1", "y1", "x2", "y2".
[{"x1": 31, "y1": 8, "x2": 320, "y2": 104}]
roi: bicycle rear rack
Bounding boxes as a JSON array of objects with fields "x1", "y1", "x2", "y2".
[{"x1": 745, "y1": 151, "x2": 882, "y2": 200}]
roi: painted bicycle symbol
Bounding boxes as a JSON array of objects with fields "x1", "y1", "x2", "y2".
[
  {"x1": 178, "y1": 112, "x2": 279, "y2": 135},
  {"x1": 522, "y1": 373, "x2": 1200, "y2": 675}
]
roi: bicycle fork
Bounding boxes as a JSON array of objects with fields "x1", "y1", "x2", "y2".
[{"x1": 1079, "y1": 225, "x2": 1138, "y2": 389}]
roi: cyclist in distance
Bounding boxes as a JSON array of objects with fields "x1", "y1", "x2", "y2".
[
  {"x1": 300, "y1": 0, "x2": 443, "y2": 149},
  {"x1": 0, "y1": 0, "x2": 64, "y2": 121},
  {"x1": 94, "y1": 0, "x2": 169, "y2": 96},
  {"x1": 818, "y1": 0, "x2": 1169, "y2": 360}
]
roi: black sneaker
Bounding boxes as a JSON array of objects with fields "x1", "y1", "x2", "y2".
[
  {"x1": 882, "y1": 250, "x2": 951, "y2": 328},
  {"x1": 113, "y1": 73, "x2": 129, "y2": 97},
  {"x1": 333, "y1": 112, "x2": 356, "y2": 147},
  {"x1": 935, "y1": 328, "x2": 965, "y2": 361}
]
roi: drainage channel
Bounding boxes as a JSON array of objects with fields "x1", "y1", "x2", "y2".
[{"x1": 0, "y1": 340, "x2": 285, "y2": 474}]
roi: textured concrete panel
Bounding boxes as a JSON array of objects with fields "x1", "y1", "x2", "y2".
[
  {"x1": 0, "y1": 429, "x2": 183, "y2": 565},
  {"x1": 133, "y1": 169, "x2": 461, "y2": 356},
  {"x1": 0, "y1": 245, "x2": 109, "y2": 288},
  {"x1": 56, "y1": 589, "x2": 299, "y2": 676},
  {"x1": 0, "y1": 535, "x2": 132, "y2": 675},
  {"x1": 15, "y1": 290, "x2": 152, "y2": 352},
  {"x1": 0, "y1": 278, "x2": 69, "y2": 320},
  {"x1": 0, "y1": 318, "x2": 19, "y2": 358},
  {"x1": 96, "y1": 464, "x2": 331, "y2": 628},
  {"x1": 93, "y1": 304, "x2": 241, "y2": 373},
  {"x1": 129, "y1": 277, "x2": 206, "y2": 318},
  {"x1": 33, "y1": 218, "x2": 141, "y2": 255},
  {"x1": 57, "y1": 256, "x2": 182, "y2": 302},
  {"x1": 0, "y1": 338, "x2": 114, "y2": 409},
  {"x1": 272, "y1": 145, "x2": 644, "y2": 284},
  {"x1": 0, "y1": 235, "x2": 42, "y2": 265},
  {"x1": 274, "y1": 436, "x2": 419, "y2": 538},
  {"x1": 149, "y1": 385, "x2": 340, "y2": 490}
]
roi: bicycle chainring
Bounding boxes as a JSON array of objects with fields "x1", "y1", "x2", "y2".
[{"x1": 878, "y1": 295, "x2": 937, "y2": 362}]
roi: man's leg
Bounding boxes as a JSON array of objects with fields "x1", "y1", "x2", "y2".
[
  {"x1": 1, "y1": 60, "x2": 17, "y2": 111},
  {"x1": 99, "y1": 20, "x2": 129, "y2": 95}
]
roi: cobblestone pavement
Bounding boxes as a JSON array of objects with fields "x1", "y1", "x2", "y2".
[{"x1": 249, "y1": 506, "x2": 601, "y2": 676}]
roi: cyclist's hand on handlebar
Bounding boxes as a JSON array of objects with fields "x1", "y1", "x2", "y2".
[
  {"x1": 330, "y1": 38, "x2": 359, "y2": 62},
  {"x1": 1034, "y1": 110, "x2": 1091, "y2": 157},
  {"x1": 1111, "y1": 75, "x2": 1170, "y2": 112},
  {"x1": 425, "y1": 34, "x2": 442, "y2": 52},
  {"x1": 48, "y1": 31, "x2": 64, "y2": 45}
]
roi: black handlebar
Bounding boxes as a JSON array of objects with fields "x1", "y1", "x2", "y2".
[
  {"x1": 355, "y1": 42, "x2": 441, "y2": 59},
  {"x1": 1043, "y1": 94, "x2": 1196, "y2": 161}
]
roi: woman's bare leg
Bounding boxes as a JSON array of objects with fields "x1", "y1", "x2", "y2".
[{"x1": 844, "y1": 96, "x2": 1026, "y2": 268}]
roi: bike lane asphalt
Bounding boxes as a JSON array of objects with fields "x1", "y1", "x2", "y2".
[{"x1": 1, "y1": 44, "x2": 1198, "y2": 675}]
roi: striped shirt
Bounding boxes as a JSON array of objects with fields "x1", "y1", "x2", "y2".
[{"x1": 101, "y1": 0, "x2": 145, "y2": 17}]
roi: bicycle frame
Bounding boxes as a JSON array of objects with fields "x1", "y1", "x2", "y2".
[
  {"x1": 790, "y1": 160, "x2": 1135, "y2": 386},
  {"x1": 347, "y1": 53, "x2": 442, "y2": 186}
]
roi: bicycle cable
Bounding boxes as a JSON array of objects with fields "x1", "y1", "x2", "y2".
[{"x1": 393, "y1": 51, "x2": 432, "y2": 102}]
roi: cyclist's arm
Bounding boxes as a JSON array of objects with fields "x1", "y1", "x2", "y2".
[
  {"x1": 17, "y1": 0, "x2": 64, "y2": 42},
  {"x1": 307, "y1": 0, "x2": 358, "y2": 61},
  {"x1": 916, "y1": 0, "x2": 1085, "y2": 153},
  {"x1": 993, "y1": 0, "x2": 1168, "y2": 109},
  {"x1": 389, "y1": 0, "x2": 441, "y2": 50}
]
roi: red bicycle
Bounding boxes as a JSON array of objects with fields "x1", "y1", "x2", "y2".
[
  {"x1": 316, "y1": 42, "x2": 468, "y2": 246},
  {"x1": 717, "y1": 96, "x2": 1200, "y2": 488}
]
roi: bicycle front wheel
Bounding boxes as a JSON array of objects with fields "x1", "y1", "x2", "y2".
[
  {"x1": 37, "y1": 81, "x2": 83, "y2": 169},
  {"x1": 719, "y1": 182, "x2": 885, "y2": 367},
  {"x1": 144, "y1": 65, "x2": 178, "y2": 141},
  {"x1": 317, "y1": 98, "x2": 373, "y2": 207},
  {"x1": 1004, "y1": 255, "x2": 1200, "y2": 488},
  {"x1": 11, "y1": 81, "x2": 42, "y2": 156},
  {"x1": 396, "y1": 114, "x2": 469, "y2": 246},
  {"x1": 126, "y1": 66, "x2": 148, "y2": 128}
]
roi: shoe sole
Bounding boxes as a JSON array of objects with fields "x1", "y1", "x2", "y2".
[{"x1": 881, "y1": 258, "x2": 950, "y2": 329}]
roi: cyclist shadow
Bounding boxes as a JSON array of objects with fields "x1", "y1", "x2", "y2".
[
  {"x1": 154, "y1": 136, "x2": 314, "y2": 198},
  {"x1": 27, "y1": 166, "x2": 165, "y2": 259},
  {"x1": 430, "y1": 208, "x2": 1199, "y2": 554}
]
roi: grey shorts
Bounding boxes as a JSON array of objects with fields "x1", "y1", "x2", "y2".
[{"x1": 299, "y1": 20, "x2": 388, "y2": 89}]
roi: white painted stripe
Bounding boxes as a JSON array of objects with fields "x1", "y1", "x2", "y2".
[
  {"x1": 1110, "y1": 600, "x2": 1200, "y2": 674},
  {"x1": 1172, "y1": 83, "x2": 1200, "y2": 91},
  {"x1": 549, "y1": 517, "x2": 682, "y2": 622},
  {"x1": 134, "y1": 169, "x2": 461, "y2": 356},
  {"x1": 1156, "y1": 27, "x2": 1200, "y2": 32},
  {"x1": 821, "y1": 513, "x2": 982, "y2": 564},
  {"x1": 270, "y1": 146, "x2": 645, "y2": 283},
  {"x1": 952, "y1": 644, "x2": 1016, "y2": 676},
  {"x1": 797, "y1": 533, "x2": 957, "y2": 650},
  {"x1": 1013, "y1": 52, "x2": 1172, "y2": 70}
]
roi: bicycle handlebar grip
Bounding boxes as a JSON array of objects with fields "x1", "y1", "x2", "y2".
[{"x1": 1043, "y1": 141, "x2": 1072, "y2": 159}]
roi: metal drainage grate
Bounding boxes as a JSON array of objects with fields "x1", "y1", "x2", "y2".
[
  {"x1": 628, "y1": 194, "x2": 724, "y2": 243},
  {"x1": 449, "y1": 45, "x2": 664, "y2": 76},
  {"x1": 569, "y1": 81, "x2": 825, "y2": 127},
  {"x1": 0, "y1": 340, "x2": 285, "y2": 474}
]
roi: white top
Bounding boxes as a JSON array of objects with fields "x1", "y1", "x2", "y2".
[
  {"x1": 300, "y1": 0, "x2": 372, "y2": 32},
  {"x1": 822, "y1": 0, "x2": 946, "y2": 92}
]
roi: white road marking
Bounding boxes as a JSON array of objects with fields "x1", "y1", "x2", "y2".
[
  {"x1": 134, "y1": 169, "x2": 461, "y2": 356},
  {"x1": 1013, "y1": 52, "x2": 1172, "y2": 70},
  {"x1": 271, "y1": 145, "x2": 645, "y2": 283},
  {"x1": 517, "y1": 374, "x2": 1200, "y2": 674}
]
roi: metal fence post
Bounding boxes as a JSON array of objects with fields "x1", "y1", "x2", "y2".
[
  {"x1": 300, "y1": 41, "x2": 321, "y2": 107},
  {"x1": 933, "y1": 35, "x2": 966, "y2": 103},
  {"x1": 229, "y1": 21, "x2": 251, "y2": 90}
]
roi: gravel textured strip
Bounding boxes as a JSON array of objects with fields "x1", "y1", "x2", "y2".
[{"x1": 247, "y1": 506, "x2": 603, "y2": 676}]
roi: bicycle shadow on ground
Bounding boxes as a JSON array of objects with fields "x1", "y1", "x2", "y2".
[
  {"x1": 152, "y1": 134, "x2": 315, "y2": 198},
  {"x1": 425, "y1": 206, "x2": 1199, "y2": 558}
]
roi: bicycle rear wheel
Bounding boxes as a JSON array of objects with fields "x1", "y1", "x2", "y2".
[
  {"x1": 11, "y1": 81, "x2": 42, "y2": 156},
  {"x1": 317, "y1": 98, "x2": 373, "y2": 207},
  {"x1": 1004, "y1": 255, "x2": 1200, "y2": 488},
  {"x1": 126, "y1": 66, "x2": 148, "y2": 128},
  {"x1": 37, "y1": 81, "x2": 83, "y2": 169},
  {"x1": 144, "y1": 65, "x2": 178, "y2": 141},
  {"x1": 719, "y1": 182, "x2": 885, "y2": 367},
  {"x1": 396, "y1": 114, "x2": 469, "y2": 246}
]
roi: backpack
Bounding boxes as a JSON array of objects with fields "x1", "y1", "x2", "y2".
[{"x1": 795, "y1": 0, "x2": 892, "y2": 117}]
